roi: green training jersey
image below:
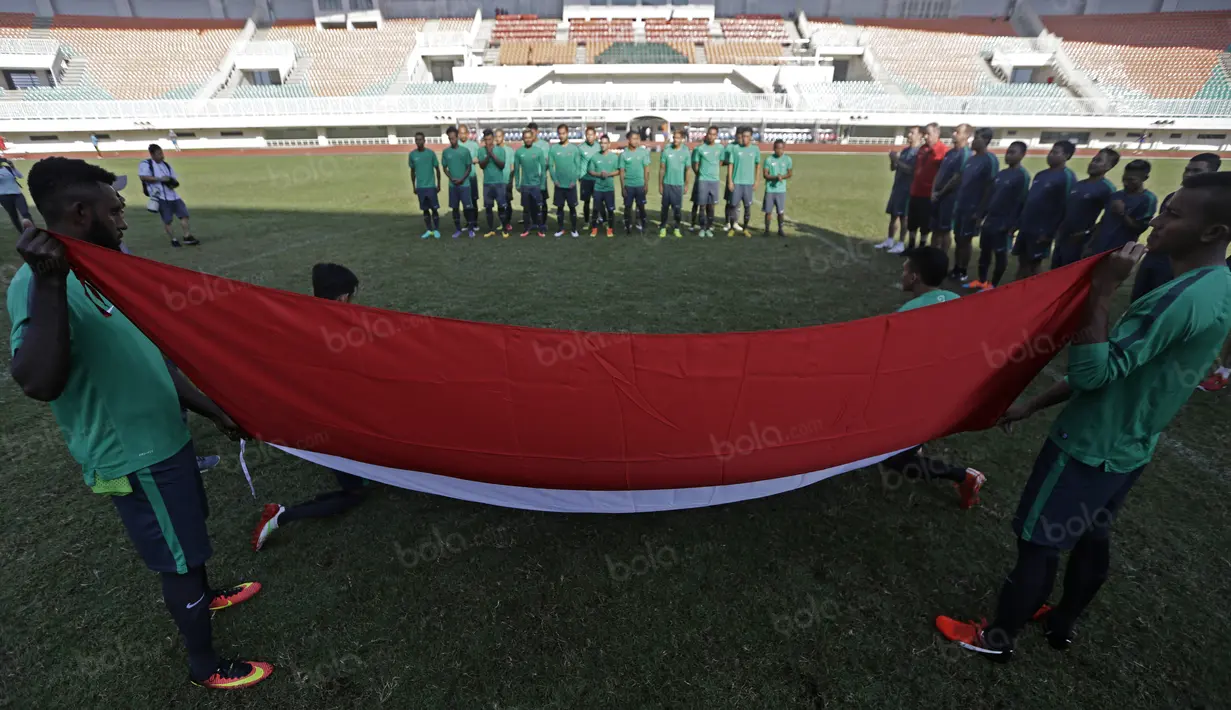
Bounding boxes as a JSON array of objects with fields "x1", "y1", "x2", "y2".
[
  {"x1": 692, "y1": 142, "x2": 724, "y2": 182},
  {"x1": 661, "y1": 144, "x2": 690, "y2": 187},
  {"x1": 577, "y1": 140, "x2": 601, "y2": 182},
  {"x1": 549, "y1": 142, "x2": 583, "y2": 188},
  {"x1": 533, "y1": 139, "x2": 551, "y2": 186},
  {"x1": 458, "y1": 138, "x2": 480, "y2": 178},
  {"x1": 897, "y1": 289, "x2": 961, "y2": 312},
  {"x1": 441, "y1": 145, "x2": 473, "y2": 183},
  {"x1": 480, "y1": 144, "x2": 512, "y2": 185},
  {"x1": 587, "y1": 151, "x2": 619, "y2": 192},
  {"x1": 514, "y1": 145, "x2": 546, "y2": 190},
  {"x1": 619, "y1": 146, "x2": 652, "y2": 188},
  {"x1": 407, "y1": 148, "x2": 439, "y2": 190},
  {"x1": 6, "y1": 268, "x2": 191, "y2": 488},
  {"x1": 498, "y1": 143, "x2": 514, "y2": 183},
  {"x1": 1052, "y1": 264, "x2": 1231, "y2": 472},
  {"x1": 728, "y1": 144, "x2": 761, "y2": 186},
  {"x1": 763, "y1": 154, "x2": 793, "y2": 194}
]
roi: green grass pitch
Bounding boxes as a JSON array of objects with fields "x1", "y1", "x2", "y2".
[{"x1": 0, "y1": 152, "x2": 1228, "y2": 709}]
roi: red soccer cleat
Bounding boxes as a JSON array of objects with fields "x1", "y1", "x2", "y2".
[
  {"x1": 958, "y1": 468, "x2": 986, "y2": 509},
  {"x1": 251, "y1": 503, "x2": 283, "y2": 552},
  {"x1": 935, "y1": 616, "x2": 1012, "y2": 661},
  {"x1": 192, "y1": 659, "x2": 274, "y2": 690},
  {"x1": 209, "y1": 581, "x2": 262, "y2": 611}
]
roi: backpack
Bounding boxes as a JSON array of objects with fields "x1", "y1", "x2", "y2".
[{"x1": 141, "y1": 159, "x2": 175, "y2": 197}]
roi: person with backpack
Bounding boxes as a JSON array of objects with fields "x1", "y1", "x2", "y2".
[
  {"x1": 0, "y1": 156, "x2": 33, "y2": 236},
  {"x1": 138, "y1": 144, "x2": 199, "y2": 247}
]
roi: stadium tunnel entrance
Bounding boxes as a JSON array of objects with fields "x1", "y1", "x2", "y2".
[{"x1": 630, "y1": 117, "x2": 669, "y2": 142}]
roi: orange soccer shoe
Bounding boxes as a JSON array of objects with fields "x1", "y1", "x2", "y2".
[
  {"x1": 192, "y1": 659, "x2": 274, "y2": 690},
  {"x1": 209, "y1": 581, "x2": 262, "y2": 612}
]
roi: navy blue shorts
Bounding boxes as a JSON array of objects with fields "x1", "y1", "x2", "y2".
[
  {"x1": 554, "y1": 184, "x2": 578, "y2": 207},
  {"x1": 520, "y1": 185, "x2": 543, "y2": 208},
  {"x1": 580, "y1": 180, "x2": 595, "y2": 202},
  {"x1": 1013, "y1": 229, "x2": 1052, "y2": 262},
  {"x1": 624, "y1": 185, "x2": 647, "y2": 207},
  {"x1": 885, "y1": 184, "x2": 910, "y2": 217},
  {"x1": 690, "y1": 179, "x2": 700, "y2": 204},
  {"x1": 416, "y1": 187, "x2": 439, "y2": 211},
  {"x1": 979, "y1": 226, "x2": 1011, "y2": 253},
  {"x1": 469, "y1": 177, "x2": 479, "y2": 205},
  {"x1": 1013, "y1": 438, "x2": 1144, "y2": 550},
  {"x1": 483, "y1": 183, "x2": 508, "y2": 207},
  {"x1": 661, "y1": 184, "x2": 683, "y2": 209},
  {"x1": 593, "y1": 190, "x2": 616, "y2": 218},
  {"x1": 111, "y1": 441, "x2": 212, "y2": 574},
  {"x1": 1051, "y1": 231, "x2": 1092, "y2": 269},
  {"x1": 449, "y1": 183, "x2": 474, "y2": 209},
  {"x1": 932, "y1": 195, "x2": 956, "y2": 232},
  {"x1": 953, "y1": 211, "x2": 981, "y2": 241},
  {"x1": 157, "y1": 198, "x2": 190, "y2": 225}
]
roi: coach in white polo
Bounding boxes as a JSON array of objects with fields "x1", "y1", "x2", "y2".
[{"x1": 138, "y1": 143, "x2": 199, "y2": 247}]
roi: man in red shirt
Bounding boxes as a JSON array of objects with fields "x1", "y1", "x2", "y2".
[{"x1": 901, "y1": 123, "x2": 947, "y2": 252}]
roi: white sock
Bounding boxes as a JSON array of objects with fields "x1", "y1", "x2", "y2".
[{"x1": 1217, "y1": 366, "x2": 1231, "y2": 378}]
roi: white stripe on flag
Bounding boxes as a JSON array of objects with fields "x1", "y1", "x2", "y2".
[{"x1": 272, "y1": 445, "x2": 915, "y2": 514}]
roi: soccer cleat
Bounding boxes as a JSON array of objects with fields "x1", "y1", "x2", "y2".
[
  {"x1": 874, "y1": 238, "x2": 896, "y2": 250},
  {"x1": 888, "y1": 242, "x2": 907, "y2": 255},
  {"x1": 590, "y1": 227, "x2": 598, "y2": 237},
  {"x1": 980, "y1": 282, "x2": 996, "y2": 291},
  {"x1": 934, "y1": 616, "x2": 1012, "y2": 662},
  {"x1": 209, "y1": 581, "x2": 262, "y2": 611},
  {"x1": 192, "y1": 659, "x2": 274, "y2": 690},
  {"x1": 1198, "y1": 367, "x2": 1230, "y2": 392},
  {"x1": 251, "y1": 503, "x2": 284, "y2": 551},
  {"x1": 538, "y1": 230, "x2": 546, "y2": 238},
  {"x1": 555, "y1": 230, "x2": 566, "y2": 237},
  {"x1": 958, "y1": 468, "x2": 986, "y2": 510},
  {"x1": 468, "y1": 229, "x2": 476, "y2": 238},
  {"x1": 1032, "y1": 605, "x2": 1074, "y2": 650},
  {"x1": 452, "y1": 230, "x2": 462, "y2": 239},
  {"x1": 483, "y1": 231, "x2": 496, "y2": 238},
  {"x1": 778, "y1": 230, "x2": 786, "y2": 238},
  {"x1": 659, "y1": 228, "x2": 668, "y2": 239},
  {"x1": 732, "y1": 223, "x2": 744, "y2": 233},
  {"x1": 674, "y1": 228, "x2": 683, "y2": 238},
  {"x1": 520, "y1": 230, "x2": 531, "y2": 238},
  {"x1": 432, "y1": 231, "x2": 442, "y2": 239},
  {"x1": 964, "y1": 280, "x2": 985, "y2": 289},
  {"x1": 420, "y1": 230, "x2": 433, "y2": 240},
  {"x1": 571, "y1": 231, "x2": 579, "y2": 238},
  {"x1": 727, "y1": 228, "x2": 735, "y2": 237},
  {"x1": 183, "y1": 236, "x2": 201, "y2": 246},
  {"x1": 171, "y1": 239, "x2": 182, "y2": 248},
  {"x1": 606, "y1": 227, "x2": 614, "y2": 238},
  {"x1": 196, "y1": 455, "x2": 220, "y2": 472}
]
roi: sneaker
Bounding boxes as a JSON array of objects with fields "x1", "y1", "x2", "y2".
[
  {"x1": 421, "y1": 230, "x2": 433, "y2": 240},
  {"x1": 183, "y1": 236, "x2": 201, "y2": 246},
  {"x1": 778, "y1": 229, "x2": 786, "y2": 238},
  {"x1": 980, "y1": 282, "x2": 996, "y2": 291},
  {"x1": 171, "y1": 239, "x2": 182, "y2": 248},
  {"x1": 432, "y1": 231, "x2": 442, "y2": 239},
  {"x1": 452, "y1": 230, "x2": 462, "y2": 239},
  {"x1": 732, "y1": 223, "x2": 744, "y2": 233},
  {"x1": 209, "y1": 581, "x2": 262, "y2": 611},
  {"x1": 191, "y1": 659, "x2": 274, "y2": 690},
  {"x1": 964, "y1": 280, "x2": 985, "y2": 290},
  {"x1": 590, "y1": 228, "x2": 598, "y2": 237},
  {"x1": 538, "y1": 230, "x2": 546, "y2": 238},
  {"x1": 1032, "y1": 605, "x2": 1074, "y2": 650},
  {"x1": 606, "y1": 227, "x2": 614, "y2": 238},
  {"x1": 934, "y1": 616, "x2": 1013, "y2": 662},
  {"x1": 674, "y1": 228, "x2": 683, "y2": 238},
  {"x1": 1198, "y1": 367, "x2": 1230, "y2": 392},
  {"x1": 251, "y1": 503, "x2": 284, "y2": 551},
  {"x1": 520, "y1": 230, "x2": 531, "y2": 238},
  {"x1": 555, "y1": 230, "x2": 566, "y2": 237},
  {"x1": 504, "y1": 224, "x2": 513, "y2": 233},
  {"x1": 727, "y1": 228, "x2": 735, "y2": 237},
  {"x1": 888, "y1": 242, "x2": 907, "y2": 255},
  {"x1": 468, "y1": 229, "x2": 476, "y2": 238},
  {"x1": 659, "y1": 228, "x2": 668, "y2": 239},
  {"x1": 874, "y1": 238, "x2": 895, "y2": 250},
  {"x1": 636, "y1": 224, "x2": 645, "y2": 234},
  {"x1": 196, "y1": 455, "x2": 220, "y2": 472},
  {"x1": 571, "y1": 231, "x2": 579, "y2": 238},
  {"x1": 956, "y1": 272, "x2": 970, "y2": 283},
  {"x1": 958, "y1": 468, "x2": 986, "y2": 510},
  {"x1": 502, "y1": 230, "x2": 510, "y2": 239},
  {"x1": 702, "y1": 229, "x2": 712, "y2": 238}
]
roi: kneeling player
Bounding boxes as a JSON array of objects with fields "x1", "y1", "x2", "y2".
[
  {"x1": 253, "y1": 264, "x2": 371, "y2": 551},
  {"x1": 879, "y1": 246, "x2": 986, "y2": 508}
]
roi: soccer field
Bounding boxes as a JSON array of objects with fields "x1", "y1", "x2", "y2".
[{"x1": 1, "y1": 152, "x2": 1228, "y2": 709}]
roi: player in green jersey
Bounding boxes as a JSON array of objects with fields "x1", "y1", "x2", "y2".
[
  {"x1": 458, "y1": 124, "x2": 481, "y2": 211},
  {"x1": 407, "y1": 131, "x2": 441, "y2": 239},
  {"x1": 577, "y1": 126, "x2": 602, "y2": 227},
  {"x1": 658, "y1": 128, "x2": 691, "y2": 238},
  {"x1": 761, "y1": 140, "x2": 793, "y2": 237},
  {"x1": 549, "y1": 123, "x2": 582, "y2": 237},
  {"x1": 495, "y1": 128, "x2": 515, "y2": 233},
  {"x1": 691, "y1": 126, "x2": 724, "y2": 238},
  {"x1": 586, "y1": 134, "x2": 620, "y2": 238},
  {"x1": 619, "y1": 130, "x2": 652, "y2": 234},
  {"x1": 441, "y1": 126, "x2": 477, "y2": 238},
  {"x1": 514, "y1": 127, "x2": 548, "y2": 238},
  {"x1": 724, "y1": 126, "x2": 760, "y2": 237},
  {"x1": 478, "y1": 129, "x2": 512, "y2": 238},
  {"x1": 938, "y1": 171, "x2": 1231, "y2": 661}
]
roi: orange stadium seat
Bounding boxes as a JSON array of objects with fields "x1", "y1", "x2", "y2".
[
  {"x1": 863, "y1": 27, "x2": 1036, "y2": 96},
  {"x1": 499, "y1": 40, "x2": 576, "y2": 65},
  {"x1": 491, "y1": 15, "x2": 557, "y2": 41},
  {"x1": 856, "y1": 17, "x2": 1015, "y2": 36},
  {"x1": 265, "y1": 19, "x2": 425, "y2": 97},
  {"x1": 569, "y1": 19, "x2": 633, "y2": 42},
  {"x1": 438, "y1": 18, "x2": 472, "y2": 32},
  {"x1": 644, "y1": 19, "x2": 709, "y2": 42},
  {"x1": 0, "y1": 12, "x2": 33, "y2": 37},
  {"x1": 719, "y1": 16, "x2": 788, "y2": 42},
  {"x1": 1042, "y1": 11, "x2": 1231, "y2": 51},
  {"x1": 706, "y1": 41, "x2": 784, "y2": 65}
]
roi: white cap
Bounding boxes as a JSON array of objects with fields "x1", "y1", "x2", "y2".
[{"x1": 112, "y1": 175, "x2": 128, "y2": 192}]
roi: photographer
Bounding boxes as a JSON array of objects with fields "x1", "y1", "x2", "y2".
[
  {"x1": 0, "y1": 157, "x2": 33, "y2": 236},
  {"x1": 138, "y1": 144, "x2": 199, "y2": 247}
]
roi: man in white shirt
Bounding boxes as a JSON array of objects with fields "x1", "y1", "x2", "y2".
[{"x1": 138, "y1": 144, "x2": 198, "y2": 247}]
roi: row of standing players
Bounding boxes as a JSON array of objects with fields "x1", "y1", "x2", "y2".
[
  {"x1": 406, "y1": 123, "x2": 794, "y2": 240},
  {"x1": 878, "y1": 123, "x2": 1224, "y2": 301}
]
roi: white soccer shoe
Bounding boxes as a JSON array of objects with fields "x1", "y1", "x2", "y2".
[
  {"x1": 874, "y1": 238, "x2": 896, "y2": 250},
  {"x1": 888, "y1": 242, "x2": 907, "y2": 254}
]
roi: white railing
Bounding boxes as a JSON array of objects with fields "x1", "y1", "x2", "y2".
[
  {"x1": 328, "y1": 137, "x2": 387, "y2": 146},
  {"x1": 0, "y1": 92, "x2": 1228, "y2": 122},
  {"x1": 240, "y1": 40, "x2": 296, "y2": 58},
  {"x1": 0, "y1": 38, "x2": 60, "y2": 55}
]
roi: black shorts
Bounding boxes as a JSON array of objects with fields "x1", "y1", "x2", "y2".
[
  {"x1": 624, "y1": 185, "x2": 647, "y2": 207},
  {"x1": 1012, "y1": 438, "x2": 1144, "y2": 549},
  {"x1": 953, "y1": 210, "x2": 980, "y2": 241},
  {"x1": 979, "y1": 226, "x2": 1011, "y2": 253},
  {"x1": 907, "y1": 196, "x2": 932, "y2": 234},
  {"x1": 661, "y1": 184, "x2": 684, "y2": 209},
  {"x1": 1013, "y1": 229, "x2": 1052, "y2": 262},
  {"x1": 554, "y1": 184, "x2": 578, "y2": 207},
  {"x1": 111, "y1": 441, "x2": 212, "y2": 574},
  {"x1": 580, "y1": 180, "x2": 595, "y2": 202}
]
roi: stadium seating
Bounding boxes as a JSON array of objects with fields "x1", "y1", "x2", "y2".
[
  {"x1": 7, "y1": 85, "x2": 113, "y2": 101},
  {"x1": 863, "y1": 28, "x2": 1033, "y2": 96},
  {"x1": 705, "y1": 41, "x2": 784, "y2": 65},
  {"x1": 498, "y1": 40, "x2": 576, "y2": 65},
  {"x1": 438, "y1": 18, "x2": 472, "y2": 32},
  {"x1": 569, "y1": 19, "x2": 633, "y2": 42},
  {"x1": 644, "y1": 19, "x2": 709, "y2": 42},
  {"x1": 266, "y1": 19, "x2": 424, "y2": 97},
  {"x1": 719, "y1": 16, "x2": 787, "y2": 42},
  {"x1": 1194, "y1": 60, "x2": 1231, "y2": 100},
  {"x1": 588, "y1": 41, "x2": 693, "y2": 64},
  {"x1": 50, "y1": 18, "x2": 241, "y2": 100},
  {"x1": 0, "y1": 12, "x2": 32, "y2": 37},
  {"x1": 491, "y1": 15, "x2": 556, "y2": 42},
  {"x1": 975, "y1": 82, "x2": 1073, "y2": 98},
  {"x1": 856, "y1": 17, "x2": 1016, "y2": 37},
  {"x1": 232, "y1": 83, "x2": 314, "y2": 99},
  {"x1": 402, "y1": 82, "x2": 493, "y2": 95},
  {"x1": 1042, "y1": 11, "x2": 1231, "y2": 51},
  {"x1": 1062, "y1": 42, "x2": 1222, "y2": 99}
]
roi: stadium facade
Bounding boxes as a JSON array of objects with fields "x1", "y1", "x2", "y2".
[{"x1": 1, "y1": 1, "x2": 1229, "y2": 155}]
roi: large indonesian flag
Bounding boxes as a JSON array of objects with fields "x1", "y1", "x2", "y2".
[{"x1": 62, "y1": 239, "x2": 1097, "y2": 513}]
